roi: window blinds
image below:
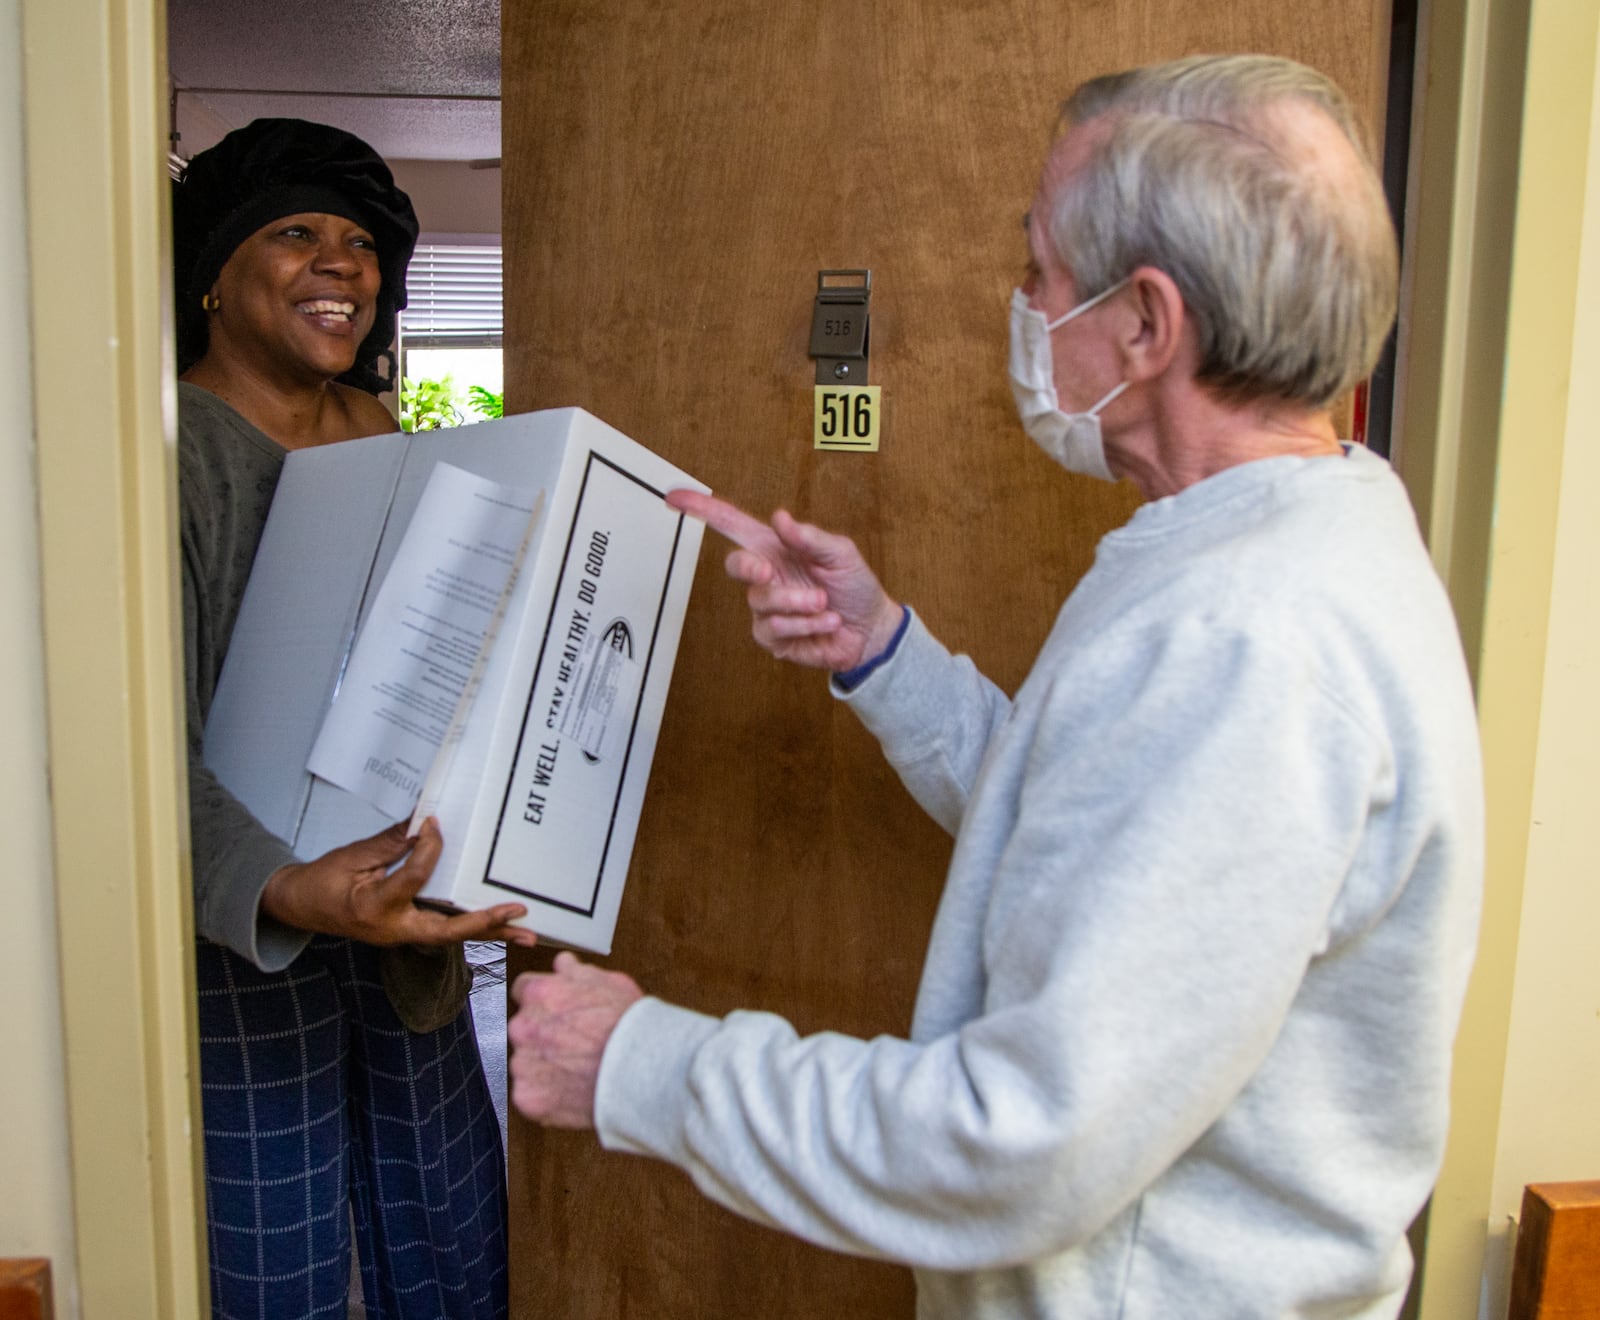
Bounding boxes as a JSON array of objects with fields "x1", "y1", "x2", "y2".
[{"x1": 400, "y1": 244, "x2": 503, "y2": 347}]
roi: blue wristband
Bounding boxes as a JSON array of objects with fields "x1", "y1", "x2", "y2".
[{"x1": 833, "y1": 605, "x2": 911, "y2": 692}]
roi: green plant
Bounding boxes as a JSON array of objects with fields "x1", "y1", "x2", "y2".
[
  {"x1": 399, "y1": 375, "x2": 464, "y2": 432},
  {"x1": 467, "y1": 384, "x2": 504, "y2": 420}
]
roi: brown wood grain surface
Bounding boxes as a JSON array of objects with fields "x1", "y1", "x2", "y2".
[
  {"x1": 0, "y1": 1260, "x2": 52, "y2": 1320},
  {"x1": 1510, "y1": 1182, "x2": 1600, "y2": 1319},
  {"x1": 502, "y1": 3, "x2": 1390, "y2": 1314}
]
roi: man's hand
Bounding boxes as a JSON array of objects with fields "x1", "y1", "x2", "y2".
[
  {"x1": 508, "y1": 952, "x2": 644, "y2": 1129},
  {"x1": 667, "y1": 489, "x2": 902, "y2": 671},
  {"x1": 260, "y1": 817, "x2": 538, "y2": 948}
]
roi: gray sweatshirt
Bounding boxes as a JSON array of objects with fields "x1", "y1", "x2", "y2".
[{"x1": 595, "y1": 446, "x2": 1483, "y2": 1318}]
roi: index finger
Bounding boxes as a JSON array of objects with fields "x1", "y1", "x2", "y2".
[
  {"x1": 512, "y1": 971, "x2": 540, "y2": 1001},
  {"x1": 666, "y1": 488, "x2": 774, "y2": 554}
]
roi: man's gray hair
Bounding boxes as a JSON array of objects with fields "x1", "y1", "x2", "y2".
[{"x1": 1050, "y1": 55, "x2": 1398, "y2": 410}]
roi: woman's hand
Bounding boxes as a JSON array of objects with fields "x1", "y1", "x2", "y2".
[{"x1": 261, "y1": 817, "x2": 538, "y2": 947}]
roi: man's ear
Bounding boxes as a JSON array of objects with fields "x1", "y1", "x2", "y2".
[{"x1": 1119, "y1": 266, "x2": 1186, "y2": 383}]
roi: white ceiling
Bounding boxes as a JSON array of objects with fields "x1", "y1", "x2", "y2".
[{"x1": 167, "y1": 0, "x2": 501, "y2": 162}]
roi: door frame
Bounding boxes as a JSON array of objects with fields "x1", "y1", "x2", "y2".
[
  {"x1": 23, "y1": 0, "x2": 1590, "y2": 1314},
  {"x1": 22, "y1": 0, "x2": 207, "y2": 1315},
  {"x1": 1396, "y1": 0, "x2": 1600, "y2": 1315}
]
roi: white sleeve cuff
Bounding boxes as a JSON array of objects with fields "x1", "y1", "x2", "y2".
[
  {"x1": 595, "y1": 995, "x2": 721, "y2": 1163},
  {"x1": 832, "y1": 610, "x2": 957, "y2": 752}
]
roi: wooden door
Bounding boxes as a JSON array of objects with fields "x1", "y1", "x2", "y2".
[{"x1": 502, "y1": 4, "x2": 1389, "y2": 1315}]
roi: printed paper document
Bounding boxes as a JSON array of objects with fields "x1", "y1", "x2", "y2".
[{"x1": 307, "y1": 461, "x2": 540, "y2": 819}]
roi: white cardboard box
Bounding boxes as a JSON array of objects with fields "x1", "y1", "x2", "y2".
[{"x1": 204, "y1": 407, "x2": 706, "y2": 953}]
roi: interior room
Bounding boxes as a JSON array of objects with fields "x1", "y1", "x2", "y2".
[{"x1": 2, "y1": 1, "x2": 1598, "y2": 1318}]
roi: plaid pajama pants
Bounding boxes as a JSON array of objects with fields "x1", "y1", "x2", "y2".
[{"x1": 196, "y1": 936, "x2": 509, "y2": 1320}]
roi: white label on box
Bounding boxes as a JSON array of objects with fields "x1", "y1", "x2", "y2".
[
  {"x1": 558, "y1": 620, "x2": 641, "y2": 763},
  {"x1": 306, "y1": 462, "x2": 539, "y2": 819},
  {"x1": 482, "y1": 453, "x2": 688, "y2": 918}
]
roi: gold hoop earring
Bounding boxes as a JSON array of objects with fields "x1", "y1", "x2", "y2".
[{"x1": 201, "y1": 292, "x2": 220, "y2": 312}]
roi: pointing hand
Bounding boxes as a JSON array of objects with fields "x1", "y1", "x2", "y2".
[{"x1": 667, "y1": 489, "x2": 902, "y2": 672}]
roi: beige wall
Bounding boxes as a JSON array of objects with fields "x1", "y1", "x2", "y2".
[
  {"x1": 172, "y1": 92, "x2": 233, "y2": 162},
  {"x1": 1477, "y1": 16, "x2": 1600, "y2": 1315},
  {"x1": 0, "y1": 0, "x2": 80, "y2": 1305},
  {"x1": 1412, "y1": 2, "x2": 1600, "y2": 1314},
  {"x1": 389, "y1": 158, "x2": 502, "y2": 239}
]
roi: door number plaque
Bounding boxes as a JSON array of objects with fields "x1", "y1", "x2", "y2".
[
  {"x1": 814, "y1": 385, "x2": 881, "y2": 451},
  {"x1": 809, "y1": 270, "x2": 880, "y2": 452}
]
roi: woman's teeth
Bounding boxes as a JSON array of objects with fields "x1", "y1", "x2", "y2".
[{"x1": 298, "y1": 300, "x2": 356, "y2": 321}]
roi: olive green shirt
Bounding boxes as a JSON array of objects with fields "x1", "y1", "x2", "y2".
[{"x1": 180, "y1": 382, "x2": 469, "y2": 1032}]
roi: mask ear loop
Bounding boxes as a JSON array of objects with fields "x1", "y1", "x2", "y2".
[
  {"x1": 1086, "y1": 379, "x2": 1130, "y2": 416},
  {"x1": 1044, "y1": 275, "x2": 1131, "y2": 332}
]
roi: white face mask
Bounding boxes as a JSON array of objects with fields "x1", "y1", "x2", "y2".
[{"x1": 1007, "y1": 280, "x2": 1130, "y2": 481}]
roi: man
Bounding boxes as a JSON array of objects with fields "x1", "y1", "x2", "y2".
[{"x1": 508, "y1": 54, "x2": 1483, "y2": 1318}]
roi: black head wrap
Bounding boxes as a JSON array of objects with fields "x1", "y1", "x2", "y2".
[{"x1": 172, "y1": 118, "x2": 419, "y2": 393}]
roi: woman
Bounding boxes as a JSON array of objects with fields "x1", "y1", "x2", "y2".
[{"x1": 173, "y1": 118, "x2": 535, "y2": 1320}]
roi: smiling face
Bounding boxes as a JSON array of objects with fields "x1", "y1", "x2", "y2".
[{"x1": 204, "y1": 211, "x2": 383, "y2": 384}]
